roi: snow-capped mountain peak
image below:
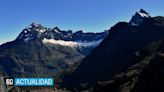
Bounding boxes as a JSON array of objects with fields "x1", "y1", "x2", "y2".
[
  {"x1": 138, "y1": 9, "x2": 150, "y2": 18},
  {"x1": 16, "y1": 23, "x2": 108, "y2": 45},
  {"x1": 29, "y1": 22, "x2": 47, "y2": 33},
  {"x1": 16, "y1": 23, "x2": 47, "y2": 42},
  {"x1": 52, "y1": 27, "x2": 61, "y2": 33},
  {"x1": 30, "y1": 22, "x2": 42, "y2": 28},
  {"x1": 138, "y1": 12, "x2": 149, "y2": 18},
  {"x1": 129, "y1": 9, "x2": 150, "y2": 26}
]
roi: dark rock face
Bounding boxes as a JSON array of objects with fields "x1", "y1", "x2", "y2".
[
  {"x1": 62, "y1": 13, "x2": 164, "y2": 91},
  {"x1": 93, "y1": 40, "x2": 164, "y2": 92},
  {"x1": 132, "y1": 55, "x2": 164, "y2": 92}
]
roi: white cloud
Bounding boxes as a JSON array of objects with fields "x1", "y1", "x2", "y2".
[
  {"x1": 42, "y1": 38, "x2": 103, "y2": 47},
  {"x1": 0, "y1": 41, "x2": 3, "y2": 45}
]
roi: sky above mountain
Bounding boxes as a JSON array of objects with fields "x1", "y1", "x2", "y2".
[{"x1": 0, "y1": 0, "x2": 164, "y2": 44}]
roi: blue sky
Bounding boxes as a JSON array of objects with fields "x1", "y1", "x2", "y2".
[{"x1": 0, "y1": 0, "x2": 164, "y2": 44}]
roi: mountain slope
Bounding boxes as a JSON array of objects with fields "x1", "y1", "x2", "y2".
[
  {"x1": 0, "y1": 24, "x2": 108, "y2": 77},
  {"x1": 0, "y1": 39, "x2": 83, "y2": 77},
  {"x1": 93, "y1": 40, "x2": 164, "y2": 92},
  {"x1": 62, "y1": 10, "x2": 164, "y2": 91}
]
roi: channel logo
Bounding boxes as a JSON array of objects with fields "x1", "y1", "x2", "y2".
[
  {"x1": 5, "y1": 78, "x2": 14, "y2": 86},
  {"x1": 5, "y1": 78, "x2": 54, "y2": 86}
]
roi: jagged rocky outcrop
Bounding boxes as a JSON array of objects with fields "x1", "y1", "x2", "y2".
[
  {"x1": 16, "y1": 23, "x2": 108, "y2": 43},
  {"x1": 129, "y1": 9, "x2": 150, "y2": 26}
]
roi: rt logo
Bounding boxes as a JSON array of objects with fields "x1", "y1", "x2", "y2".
[{"x1": 5, "y1": 78, "x2": 14, "y2": 86}]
